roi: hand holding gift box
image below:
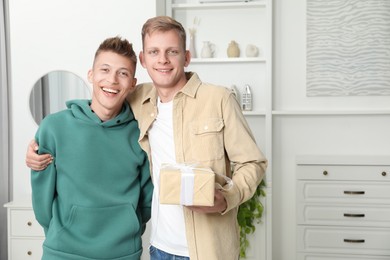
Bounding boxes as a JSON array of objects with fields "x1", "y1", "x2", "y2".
[{"x1": 159, "y1": 163, "x2": 232, "y2": 206}]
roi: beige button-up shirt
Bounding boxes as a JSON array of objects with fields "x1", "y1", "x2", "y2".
[{"x1": 128, "y1": 72, "x2": 267, "y2": 260}]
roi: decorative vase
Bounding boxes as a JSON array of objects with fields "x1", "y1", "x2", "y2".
[
  {"x1": 227, "y1": 40, "x2": 240, "y2": 58},
  {"x1": 189, "y1": 34, "x2": 197, "y2": 58},
  {"x1": 245, "y1": 44, "x2": 259, "y2": 57},
  {"x1": 201, "y1": 41, "x2": 215, "y2": 58}
]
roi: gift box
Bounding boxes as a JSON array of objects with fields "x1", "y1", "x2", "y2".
[{"x1": 159, "y1": 164, "x2": 215, "y2": 206}]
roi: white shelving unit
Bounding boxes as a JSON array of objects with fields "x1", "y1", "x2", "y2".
[
  {"x1": 190, "y1": 57, "x2": 266, "y2": 63},
  {"x1": 171, "y1": 2, "x2": 266, "y2": 9},
  {"x1": 165, "y1": 1, "x2": 273, "y2": 260}
]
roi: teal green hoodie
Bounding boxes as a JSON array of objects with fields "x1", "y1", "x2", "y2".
[{"x1": 31, "y1": 99, "x2": 153, "y2": 260}]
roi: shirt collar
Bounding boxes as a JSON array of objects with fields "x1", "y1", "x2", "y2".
[
  {"x1": 140, "y1": 71, "x2": 202, "y2": 105},
  {"x1": 179, "y1": 72, "x2": 202, "y2": 98}
]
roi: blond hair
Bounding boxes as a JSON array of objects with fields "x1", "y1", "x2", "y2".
[{"x1": 141, "y1": 16, "x2": 186, "y2": 51}]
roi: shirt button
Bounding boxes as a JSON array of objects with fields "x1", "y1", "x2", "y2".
[
  {"x1": 150, "y1": 113, "x2": 154, "y2": 117},
  {"x1": 204, "y1": 125, "x2": 208, "y2": 130}
]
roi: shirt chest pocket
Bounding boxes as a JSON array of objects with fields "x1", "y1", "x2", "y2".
[{"x1": 189, "y1": 118, "x2": 224, "y2": 162}]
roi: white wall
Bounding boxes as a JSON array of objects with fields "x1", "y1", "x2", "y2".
[
  {"x1": 8, "y1": 0, "x2": 158, "y2": 200},
  {"x1": 273, "y1": 0, "x2": 390, "y2": 259}
]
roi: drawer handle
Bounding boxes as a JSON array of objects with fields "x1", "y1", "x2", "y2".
[
  {"x1": 344, "y1": 239, "x2": 365, "y2": 243},
  {"x1": 27, "y1": 221, "x2": 32, "y2": 226},
  {"x1": 27, "y1": 251, "x2": 32, "y2": 255},
  {"x1": 344, "y1": 213, "x2": 365, "y2": 218},
  {"x1": 382, "y1": 171, "x2": 387, "y2": 177},
  {"x1": 344, "y1": 191, "x2": 365, "y2": 195}
]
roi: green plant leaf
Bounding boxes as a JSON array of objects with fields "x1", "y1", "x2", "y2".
[{"x1": 238, "y1": 180, "x2": 266, "y2": 258}]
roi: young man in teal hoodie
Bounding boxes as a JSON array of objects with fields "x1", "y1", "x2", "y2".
[{"x1": 30, "y1": 36, "x2": 153, "y2": 260}]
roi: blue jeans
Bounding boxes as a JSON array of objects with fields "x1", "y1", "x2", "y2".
[{"x1": 149, "y1": 245, "x2": 190, "y2": 260}]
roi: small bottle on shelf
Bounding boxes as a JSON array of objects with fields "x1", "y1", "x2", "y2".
[{"x1": 230, "y1": 84, "x2": 240, "y2": 103}]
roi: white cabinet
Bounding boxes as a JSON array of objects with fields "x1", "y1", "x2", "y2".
[
  {"x1": 4, "y1": 200, "x2": 44, "y2": 260},
  {"x1": 165, "y1": 1, "x2": 273, "y2": 260},
  {"x1": 296, "y1": 155, "x2": 390, "y2": 260}
]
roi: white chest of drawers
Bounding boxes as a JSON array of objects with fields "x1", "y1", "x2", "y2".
[
  {"x1": 296, "y1": 155, "x2": 390, "y2": 260},
  {"x1": 4, "y1": 200, "x2": 44, "y2": 260}
]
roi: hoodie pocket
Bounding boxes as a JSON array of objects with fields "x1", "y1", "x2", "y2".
[{"x1": 48, "y1": 204, "x2": 141, "y2": 259}]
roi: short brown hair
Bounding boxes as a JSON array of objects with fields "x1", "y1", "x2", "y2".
[
  {"x1": 141, "y1": 16, "x2": 186, "y2": 51},
  {"x1": 94, "y1": 36, "x2": 137, "y2": 71}
]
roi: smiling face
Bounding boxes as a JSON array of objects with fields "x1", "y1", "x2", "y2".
[
  {"x1": 139, "y1": 30, "x2": 190, "y2": 102},
  {"x1": 88, "y1": 50, "x2": 137, "y2": 121}
]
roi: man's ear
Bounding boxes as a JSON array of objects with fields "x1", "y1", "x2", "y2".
[
  {"x1": 87, "y1": 69, "x2": 93, "y2": 83},
  {"x1": 184, "y1": 50, "x2": 191, "y2": 67},
  {"x1": 132, "y1": 78, "x2": 137, "y2": 89},
  {"x1": 139, "y1": 51, "x2": 146, "y2": 68}
]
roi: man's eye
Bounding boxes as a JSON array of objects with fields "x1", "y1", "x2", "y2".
[
  {"x1": 148, "y1": 50, "x2": 158, "y2": 56},
  {"x1": 100, "y1": 68, "x2": 109, "y2": 73},
  {"x1": 167, "y1": 50, "x2": 179, "y2": 56},
  {"x1": 119, "y1": 71, "x2": 129, "y2": 77}
]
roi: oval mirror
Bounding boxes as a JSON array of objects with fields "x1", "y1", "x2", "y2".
[{"x1": 29, "y1": 70, "x2": 91, "y2": 125}]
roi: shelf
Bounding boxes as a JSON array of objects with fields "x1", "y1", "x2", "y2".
[
  {"x1": 272, "y1": 110, "x2": 390, "y2": 116},
  {"x1": 190, "y1": 57, "x2": 266, "y2": 63},
  {"x1": 243, "y1": 111, "x2": 266, "y2": 116},
  {"x1": 172, "y1": 1, "x2": 266, "y2": 9},
  {"x1": 296, "y1": 154, "x2": 390, "y2": 166}
]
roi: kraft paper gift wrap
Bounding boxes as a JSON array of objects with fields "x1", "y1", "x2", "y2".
[{"x1": 159, "y1": 164, "x2": 215, "y2": 206}]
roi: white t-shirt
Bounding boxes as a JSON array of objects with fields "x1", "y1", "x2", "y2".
[{"x1": 148, "y1": 98, "x2": 189, "y2": 257}]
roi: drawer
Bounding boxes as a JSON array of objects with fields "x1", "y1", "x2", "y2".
[
  {"x1": 296, "y1": 165, "x2": 390, "y2": 181},
  {"x1": 10, "y1": 209, "x2": 44, "y2": 237},
  {"x1": 297, "y1": 203, "x2": 390, "y2": 227},
  {"x1": 297, "y1": 252, "x2": 390, "y2": 260},
  {"x1": 297, "y1": 226, "x2": 390, "y2": 256},
  {"x1": 10, "y1": 238, "x2": 44, "y2": 260},
  {"x1": 297, "y1": 181, "x2": 390, "y2": 204}
]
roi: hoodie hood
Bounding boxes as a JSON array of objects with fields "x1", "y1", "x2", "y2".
[{"x1": 65, "y1": 99, "x2": 134, "y2": 128}]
